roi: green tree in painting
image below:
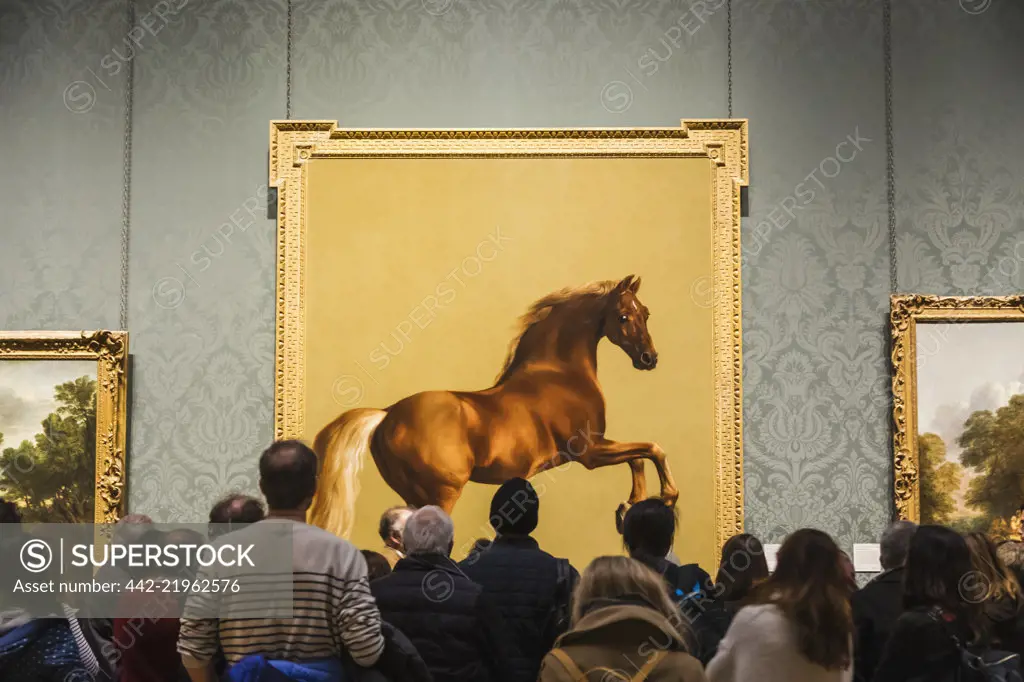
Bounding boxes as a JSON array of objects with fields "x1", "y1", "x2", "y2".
[
  {"x1": 959, "y1": 394, "x2": 1024, "y2": 523},
  {"x1": 918, "y1": 432, "x2": 963, "y2": 525},
  {"x1": 0, "y1": 376, "x2": 97, "y2": 522}
]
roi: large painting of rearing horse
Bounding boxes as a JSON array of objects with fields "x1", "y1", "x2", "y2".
[
  {"x1": 272, "y1": 123, "x2": 746, "y2": 570},
  {"x1": 310, "y1": 276, "x2": 679, "y2": 538}
]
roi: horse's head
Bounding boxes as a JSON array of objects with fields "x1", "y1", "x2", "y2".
[{"x1": 604, "y1": 275, "x2": 657, "y2": 370}]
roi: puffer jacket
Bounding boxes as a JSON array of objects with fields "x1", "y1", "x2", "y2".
[
  {"x1": 460, "y1": 534, "x2": 578, "y2": 682},
  {"x1": 371, "y1": 553, "x2": 511, "y2": 682},
  {"x1": 0, "y1": 612, "x2": 89, "y2": 682}
]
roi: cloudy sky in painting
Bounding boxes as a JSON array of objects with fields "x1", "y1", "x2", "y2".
[
  {"x1": 917, "y1": 322, "x2": 1024, "y2": 463},
  {"x1": 0, "y1": 360, "x2": 94, "y2": 449}
]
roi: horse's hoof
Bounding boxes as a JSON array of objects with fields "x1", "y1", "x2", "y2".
[
  {"x1": 615, "y1": 502, "x2": 632, "y2": 534},
  {"x1": 662, "y1": 489, "x2": 680, "y2": 508}
]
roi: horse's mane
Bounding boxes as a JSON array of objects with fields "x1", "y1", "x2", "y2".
[{"x1": 495, "y1": 279, "x2": 617, "y2": 383}]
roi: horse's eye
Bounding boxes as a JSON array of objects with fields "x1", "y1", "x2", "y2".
[{"x1": 619, "y1": 314, "x2": 628, "y2": 323}]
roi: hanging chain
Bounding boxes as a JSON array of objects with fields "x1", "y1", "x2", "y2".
[
  {"x1": 884, "y1": 0, "x2": 897, "y2": 294},
  {"x1": 727, "y1": 0, "x2": 733, "y2": 118},
  {"x1": 286, "y1": 0, "x2": 293, "y2": 119},
  {"x1": 119, "y1": 0, "x2": 136, "y2": 331}
]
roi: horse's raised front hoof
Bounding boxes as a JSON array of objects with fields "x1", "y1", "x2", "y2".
[
  {"x1": 615, "y1": 502, "x2": 632, "y2": 534},
  {"x1": 662, "y1": 489, "x2": 680, "y2": 508}
]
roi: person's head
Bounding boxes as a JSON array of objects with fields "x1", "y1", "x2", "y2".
[
  {"x1": 752, "y1": 528, "x2": 852, "y2": 671},
  {"x1": 360, "y1": 550, "x2": 392, "y2": 582},
  {"x1": 0, "y1": 498, "x2": 21, "y2": 524},
  {"x1": 965, "y1": 531, "x2": 1022, "y2": 604},
  {"x1": 879, "y1": 520, "x2": 917, "y2": 570},
  {"x1": 402, "y1": 505, "x2": 455, "y2": 557},
  {"x1": 166, "y1": 528, "x2": 206, "y2": 547},
  {"x1": 258, "y1": 440, "x2": 317, "y2": 513},
  {"x1": 378, "y1": 506, "x2": 414, "y2": 553},
  {"x1": 573, "y1": 556, "x2": 687, "y2": 644},
  {"x1": 489, "y1": 478, "x2": 539, "y2": 537},
  {"x1": 209, "y1": 494, "x2": 266, "y2": 539},
  {"x1": 135, "y1": 528, "x2": 169, "y2": 578},
  {"x1": 903, "y1": 525, "x2": 974, "y2": 615},
  {"x1": 162, "y1": 528, "x2": 206, "y2": 578},
  {"x1": 621, "y1": 498, "x2": 675, "y2": 561},
  {"x1": 714, "y1": 534, "x2": 769, "y2": 603},
  {"x1": 113, "y1": 513, "x2": 153, "y2": 543}
]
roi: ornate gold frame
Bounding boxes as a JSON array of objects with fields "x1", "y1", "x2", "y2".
[
  {"x1": 270, "y1": 122, "x2": 749, "y2": 547},
  {"x1": 0, "y1": 331, "x2": 129, "y2": 524},
  {"x1": 891, "y1": 295, "x2": 1024, "y2": 521}
]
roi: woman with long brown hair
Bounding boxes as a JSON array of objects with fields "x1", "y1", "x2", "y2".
[
  {"x1": 965, "y1": 531, "x2": 1024, "y2": 656},
  {"x1": 707, "y1": 528, "x2": 853, "y2": 682},
  {"x1": 873, "y1": 525, "x2": 987, "y2": 682},
  {"x1": 687, "y1": 534, "x2": 770, "y2": 664},
  {"x1": 538, "y1": 556, "x2": 706, "y2": 682}
]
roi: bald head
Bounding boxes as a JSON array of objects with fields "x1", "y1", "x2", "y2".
[
  {"x1": 209, "y1": 494, "x2": 266, "y2": 538},
  {"x1": 259, "y1": 440, "x2": 317, "y2": 512}
]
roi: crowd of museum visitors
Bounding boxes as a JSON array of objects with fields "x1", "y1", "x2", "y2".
[{"x1": 3, "y1": 439, "x2": 1024, "y2": 681}]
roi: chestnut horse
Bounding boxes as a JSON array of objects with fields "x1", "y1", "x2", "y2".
[{"x1": 309, "y1": 275, "x2": 679, "y2": 538}]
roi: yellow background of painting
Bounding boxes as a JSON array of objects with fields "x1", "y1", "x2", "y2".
[{"x1": 304, "y1": 155, "x2": 716, "y2": 571}]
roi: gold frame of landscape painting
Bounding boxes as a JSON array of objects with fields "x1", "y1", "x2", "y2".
[
  {"x1": 0, "y1": 331, "x2": 128, "y2": 524},
  {"x1": 892, "y1": 295, "x2": 1024, "y2": 532},
  {"x1": 270, "y1": 122, "x2": 748, "y2": 554}
]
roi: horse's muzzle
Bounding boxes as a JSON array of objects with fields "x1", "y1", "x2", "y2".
[{"x1": 637, "y1": 351, "x2": 658, "y2": 369}]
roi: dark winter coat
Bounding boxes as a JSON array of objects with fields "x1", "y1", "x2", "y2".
[
  {"x1": 370, "y1": 553, "x2": 511, "y2": 682},
  {"x1": 459, "y1": 535, "x2": 578, "y2": 682},
  {"x1": 685, "y1": 597, "x2": 741, "y2": 665},
  {"x1": 852, "y1": 567, "x2": 905, "y2": 682},
  {"x1": 871, "y1": 606, "x2": 968, "y2": 682}
]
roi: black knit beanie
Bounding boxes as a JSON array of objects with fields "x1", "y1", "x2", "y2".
[{"x1": 489, "y1": 477, "x2": 539, "y2": 536}]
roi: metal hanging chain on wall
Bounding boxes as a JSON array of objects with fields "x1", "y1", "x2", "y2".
[
  {"x1": 120, "y1": 0, "x2": 136, "y2": 331},
  {"x1": 884, "y1": 0, "x2": 897, "y2": 294},
  {"x1": 727, "y1": 0, "x2": 733, "y2": 118},
  {"x1": 286, "y1": 0, "x2": 293, "y2": 119}
]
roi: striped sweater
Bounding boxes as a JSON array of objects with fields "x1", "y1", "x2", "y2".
[{"x1": 177, "y1": 519, "x2": 384, "y2": 669}]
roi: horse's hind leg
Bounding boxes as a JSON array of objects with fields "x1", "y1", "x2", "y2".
[
  {"x1": 616, "y1": 460, "x2": 649, "y2": 533},
  {"x1": 628, "y1": 460, "x2": 647, "y2": 503}
]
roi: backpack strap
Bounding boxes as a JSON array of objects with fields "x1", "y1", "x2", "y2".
[
  {"x1": 548, "y1": 648, "x2": 669, "y2": 682},
  {"x1": 549, "y1": 648, "x2": 587, "y2": 680}
]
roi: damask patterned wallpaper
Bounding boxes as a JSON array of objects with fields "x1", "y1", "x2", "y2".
[{"x1": 0, "y1": 0, "x2": 1021, "y2": 552}]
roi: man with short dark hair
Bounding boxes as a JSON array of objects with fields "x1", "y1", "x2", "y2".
[
  {"x1": 178, "y1": 440, "x2": 384, "y2": 681},
  {"x1": 852, "y1": 519, "x2": 917, "y2": 682},
  {"x1": 208, "y1": 493, "x2": 265, "y2": 539},
  {"x1": 377, "y1": 505, "x2": 414, "y2": 568},
  {"x1": 621, "y1": 497, "x2": 711, "y2": 600},
  {"x1": 459, "y1": 478, "x2": 578, "y2": 682}
]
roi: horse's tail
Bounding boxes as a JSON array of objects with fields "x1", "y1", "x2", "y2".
[{"x1": 309, "y1": 407, "x2": 387, "y2": 538}]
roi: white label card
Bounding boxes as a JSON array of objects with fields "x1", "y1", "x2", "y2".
[
  {"x1": 764, "y1": 543, "x2": 781, "y2": 572},
  {"x1": 853, "y1": 543, "x2": 882, "y2": 573}
]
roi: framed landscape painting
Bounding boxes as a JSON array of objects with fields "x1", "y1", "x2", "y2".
[
  {"x1": 892, "y1": 296, "x2": 1024, "y2": 537},
  {"x1": 0, "y1": 331, "x2": 128, "y2": 524}
]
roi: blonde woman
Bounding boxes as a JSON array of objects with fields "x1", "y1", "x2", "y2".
[
  {"x1": 538, "y1": 556, "x2": 706, "y2": 682},
  {"x1": 965, "y1": 531, "x2": 1024, "y2": 656}
]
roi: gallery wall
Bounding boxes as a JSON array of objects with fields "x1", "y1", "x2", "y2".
[{"x1": 1, "y1": 0, "x2": 1022, "y2": 550}]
